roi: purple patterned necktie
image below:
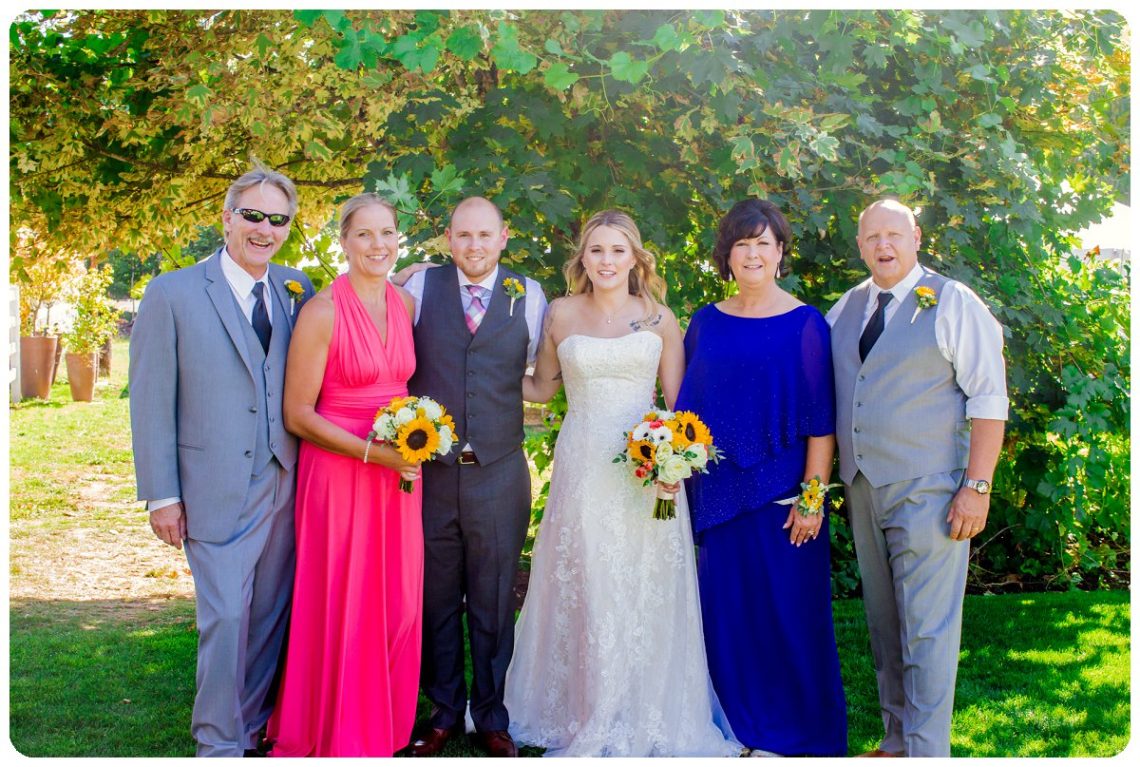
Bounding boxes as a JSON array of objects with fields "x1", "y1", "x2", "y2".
[{"x1": 464, "y1": 284, "x2": 487, "y2": 334}]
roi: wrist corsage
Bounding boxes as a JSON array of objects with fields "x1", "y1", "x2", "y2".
[
  {"x1": 503, "y1": 277, "x2": 525, "y2": 316},
  {"x1": 284, "y1": 279, "x2": 304, "y2": 315},
  {"x1": 776, "y1": 476, "x2": 842, "y2": 516},
  {"x1": 910, "y1": 285, "x2": 937, "y2": 324}
]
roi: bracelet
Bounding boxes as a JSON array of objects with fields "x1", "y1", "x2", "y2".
[{"x1": 363, "y1": 439, "x2": 374, "y2": 464}]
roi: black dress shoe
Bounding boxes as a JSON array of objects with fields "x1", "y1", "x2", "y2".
[
  {"x1": 411, "y1": 724, "x2": 464, "y2": 757},
  {"x1": 475, "y1": 730, "x2": 518, "y2": 758},
  {"x1": 243, "y1": 748, "x2": 266, "y2": 758}
]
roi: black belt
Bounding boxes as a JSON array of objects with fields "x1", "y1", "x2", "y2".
[{"x1": 457, "y1": 450, "x2": 478, "y2": 465}]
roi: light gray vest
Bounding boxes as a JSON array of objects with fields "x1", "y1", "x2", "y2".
[
  {"x1": 409, "y1": 264, "x2": 529, "y2": 466},
  {"x1": 831, "y1": 268, "x2": 969, "y2": 487},
  {"x1": 232, "y1": 288, "x2": 293, "y2": 473}
]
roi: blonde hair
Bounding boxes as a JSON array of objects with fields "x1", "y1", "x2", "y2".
[
  {"x1": 563, "y1": 210, "x2": 667, "y2": 315},
  {"x1": 338, "y1": 193, "x2": 397, "y2": 240}
]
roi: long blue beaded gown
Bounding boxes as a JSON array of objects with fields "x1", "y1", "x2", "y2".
[{"x1": 675, "y1": 303, "x2": 847, "y2": 757}]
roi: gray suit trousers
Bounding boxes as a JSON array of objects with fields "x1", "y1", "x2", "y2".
[
  {"x1": 183, "y1": 460, "x2": 296, "y2": 757},
  {"x1": 847, "y1": 470, "x2": 968, "y2": 758}
]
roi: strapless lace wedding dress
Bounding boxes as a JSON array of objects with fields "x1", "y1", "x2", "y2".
[{"x1": 504, "y1": 332, "x2": 738, "y2": 757}]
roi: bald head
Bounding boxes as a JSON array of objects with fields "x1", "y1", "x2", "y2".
[
  {"x1": 451, "y1": 196, "x2": 503, "y2": 230},
  {"x1": 859, "y1": 199, "x2": 916, "y2": 233}
]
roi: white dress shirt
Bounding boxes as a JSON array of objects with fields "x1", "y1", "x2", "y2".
[
  {"x1": 147, "y1": 249, "x2": 274, "y2": 512},
  {"x1": 220, "y1": 246, "x2": 273, "y2": 325},
  {"x1": 403, "y1": 264, "x2": 548, "y2": 365},
  {"x1": 825, "y1": 262, "x2": 1010, "y2": 421}
]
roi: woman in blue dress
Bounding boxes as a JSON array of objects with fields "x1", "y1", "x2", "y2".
[{"x1": 675, "y1": 198, "x2": 847, "y2": 756}]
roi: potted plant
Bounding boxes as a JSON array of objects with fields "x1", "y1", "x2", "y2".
[
  {"x1": 63, "y1": 265, "x2": 119, "y2": 402},
  {"x1": 11, "y1": 226, "x2": 81, "y2": 399}
]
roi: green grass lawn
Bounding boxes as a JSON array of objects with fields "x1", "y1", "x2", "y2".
[
  {"x1": 9, "y1": 590, "x2": 1129, "y2": 757},
  {"x1": 8, "y1": 340, "x2": 1131, "y2": 757}
]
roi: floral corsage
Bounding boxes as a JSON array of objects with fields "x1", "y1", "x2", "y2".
[
  {"x1": 503, "y1": 277, "x2": 525, "y2": 316},
  {"x1": 776, "y1": 476, "x2": 842, "y2": 516},
  {"x1": 910, "y1": 285, "x2": 937, "y2": 323},
  {"x1": 284, "y1": 279, "x2": 304, "y2": 315}
]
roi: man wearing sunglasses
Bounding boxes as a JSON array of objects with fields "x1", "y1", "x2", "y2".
[{"x1": 130, "y1": 164, "x2": 315, "y2": 757}]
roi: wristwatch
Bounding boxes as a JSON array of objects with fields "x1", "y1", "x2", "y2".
[{"x1": 964, "y1": 478, "x2": 992, "y2": 495}]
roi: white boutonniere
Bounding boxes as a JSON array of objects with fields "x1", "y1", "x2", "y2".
[
  {"x1": 284, "y1": 280, "x2": 304, "y2": 315},
  {"x1": 910, "y1": 285, "x2": 937, "y2": 324},
  {"x1": 503, "y1": 277, "x2": 525, "y2": 316}
]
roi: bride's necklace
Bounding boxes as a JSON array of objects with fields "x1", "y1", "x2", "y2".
[{"x1": 597, "y1": 295, "x2": 633, "y2": 324}]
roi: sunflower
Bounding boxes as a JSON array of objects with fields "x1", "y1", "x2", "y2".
[
  {"x1": 671, "y1": 411, "x2": 712, "y2": 449},
  {"x1": 627, "y1": 438, "x2": 657, "y2": 465},
  {"x1": 395, "y1": 416, "x2": 441, "y2": 462}
]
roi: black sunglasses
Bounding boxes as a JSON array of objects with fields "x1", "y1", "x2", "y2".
[{"x1": 231, "y1": 208, "x2": 291, "y2": 227}]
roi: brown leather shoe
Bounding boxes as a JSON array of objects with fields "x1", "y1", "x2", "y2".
[
  {"x1": 475, "y1": 730, "x2": 518, "y2": 758},
  {"x1": 857, "y1": 749, "x2": 904, "y2": 757},
  {"x1": 411, "y1": 725, "x2": 464, "y2": 757}
]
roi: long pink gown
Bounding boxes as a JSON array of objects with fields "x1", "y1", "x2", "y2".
[{"x1": 267, "y1": 275, "x2": 422, "y2": 757}]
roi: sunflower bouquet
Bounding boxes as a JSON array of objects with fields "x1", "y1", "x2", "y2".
[
  {"x1": 613, "y1": 409, "x2": 721, "y2": 520},
  {"x1": 367, "y1": 396, "x2": 458, "y2": 492}
]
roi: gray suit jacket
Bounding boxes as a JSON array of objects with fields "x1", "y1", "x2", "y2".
[{"x1": 129, "y1": 250, "x2": 314, "y2": 542}]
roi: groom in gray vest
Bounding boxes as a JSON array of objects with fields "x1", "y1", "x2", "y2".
[
  {"x1": 826, "y1": 199, "x2": 1008, "y2": 757},
  {"x1": 130, "y1": 165, "x2": 314, "y2": 756},
  {"x1": 402, "y1": 197, "x2": 547, "y2": 758}
]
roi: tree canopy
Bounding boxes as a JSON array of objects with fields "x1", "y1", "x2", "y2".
[{"x1": 9, "y1": 9, "x2": 1131, "y2": 592}]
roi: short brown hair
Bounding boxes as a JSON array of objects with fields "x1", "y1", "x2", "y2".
[{"x1": 712, "y1": 199, "x2": 792, "y2": 280}]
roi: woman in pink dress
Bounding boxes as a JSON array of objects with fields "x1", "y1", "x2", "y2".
[{"x1": 266, "y1": 193, "x2": 423, "y2": 756}]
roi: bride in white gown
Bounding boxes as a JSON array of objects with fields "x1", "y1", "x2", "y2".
[{"x1": 504, "y1": 211, "x2": 739, "y2": 757}]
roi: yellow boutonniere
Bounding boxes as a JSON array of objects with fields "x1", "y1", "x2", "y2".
[
  {"x1": 911, "y1": 285, "x2": 937, "y2": 324},
  {"x1": 503, "y1": 277, "x2": 525, "y2": 316},
  {"x1": 284, "y1": 279, "x2": 303, "y2": 314}
]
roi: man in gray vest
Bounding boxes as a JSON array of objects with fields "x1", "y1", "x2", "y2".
[
  {"x1": 826, "y1": 199, "x2": 1008, "y2": 757},
  {"x1": 130, "y1": 165, "x2": 314, "y2": 756},
  {"x1": 401, "y1": 197, "x2": 547, "y2": 758}
]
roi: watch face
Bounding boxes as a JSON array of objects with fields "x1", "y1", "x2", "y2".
[{"x1": 970, "y1": 479, "x2": 991, "y2": 494}]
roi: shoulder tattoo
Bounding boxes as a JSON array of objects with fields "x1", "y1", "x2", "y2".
[{"x1": 629, "y1": 312, "x2": 664, "y2": 332}]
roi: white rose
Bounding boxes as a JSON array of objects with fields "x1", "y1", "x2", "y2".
[
  {"x1": 420, "y1": 398, "x2": 443, "y2": 421},
  {"x1": 395, "y1": 406, "x2": 416, "y2": 425},
  {"x1": 655, "y1": 409, "x2": 675, "y2": 422},
  {"x1": 373, "y1": 413, "x2": 396, "y2": 439},
  {"x1": 685, "y1": 443, "x2": 709, "y2": 469},
  {"x1": 657, "y1": 455, "x2": 692, "y2": 484},
  {"x1": 655, "y1": 442, "x2": 674, "y2": 460},
  {"x1": 437, "y1": 432, "x2": 454, "y2": 456}
]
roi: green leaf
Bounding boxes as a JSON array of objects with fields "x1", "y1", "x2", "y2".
[
  {"x1": 543, "y1": 61, "x2": 579, "y2": 90},
  {"x1": 334, "y1": 32, "x2": 363, "y2": 70},
  {"x1": 373, "y1": 172, "x2": 419, "y2": 214},
  {"x1": 608, "y1": 51, "x2": 649, "y2": 83},
  {"x1": 491, "y1": 23, "x2": 537, "y2": 74},
  {"x1": 651, "y1": 23, "x2": 682, "y2": 52},
  {"x1": 429, "y1": 164, "x2": 466, "y2": 196},
  {"x1": 446, "y1": 25, "x2": 483, "y2": 60},
  {"x1": 254, "y1": 33, "x2": 273, "y2": 60},
  {"x1": 294, "y1": 10, "x2": 321, "y2": 27},
  {"x1": 185, "y1": 84, "x2": 211, "y2": 106}
]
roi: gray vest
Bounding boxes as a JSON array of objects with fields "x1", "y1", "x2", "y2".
[
  {"x1": 409, "y1": 264, "x2": 529, "y2": 466},
  {"x1": 831, "y1": 268, "x2": 969, "y2": 487},
  {"x1": 232, "y1": 287, "x2": 293, "y2": 473}
]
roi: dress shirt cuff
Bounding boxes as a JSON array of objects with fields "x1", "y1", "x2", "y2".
[
  {"x1": 147, "y1": 496, "x2": 182, "y2": 512},
  {"x1": 965, "y1": 396, "x2": 1009, "y2": 421}
]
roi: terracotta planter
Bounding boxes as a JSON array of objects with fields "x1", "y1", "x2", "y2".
[
  {"x1": 99, "y1": 336, "x2": 113, "y2": 377},
  {"x1": 51, "y1": 336, "x2": 63, "y2": 384},
  {"x1": 20, "y1": 336, "x2": 58, "y2": 399},
  {"x1": 65, "y1": 351, "x2": 98, "y2": 402}
]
